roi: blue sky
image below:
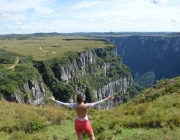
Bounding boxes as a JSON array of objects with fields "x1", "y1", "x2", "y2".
[{"x1": 0, "y1": 0, "x2": 179, "y2": 34}]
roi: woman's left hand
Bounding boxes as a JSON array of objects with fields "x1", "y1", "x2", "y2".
[
  {"x1": 107, "y1": 95, "x2": 115, "y2": 100},
  {"x1": 48, "y1": 96, "x2": 56, "y2": 102}
]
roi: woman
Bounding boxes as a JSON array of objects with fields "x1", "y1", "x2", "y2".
[{"x1": 48, "y1": 93, "x2": 114, "y2": 140}]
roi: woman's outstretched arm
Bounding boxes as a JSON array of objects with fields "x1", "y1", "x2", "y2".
[
  {"x1": 48, "y1": 97, "x2": 76, "y2": 108},
  {"x1": 86, "y1": 95, "x2": 114, "y2": 108}
]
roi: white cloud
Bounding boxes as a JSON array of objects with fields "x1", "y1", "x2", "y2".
[
  {"x1": 14, "y1": 21, "x2": 22, "y2": 25},
  {"x1": 143, "y1": 15, "x2": 153, "y2": 19},
  {"x1": 102, "y1": 17, "x2": 107, "y2": 21},
  {"x1": 171, "y1": 16, "x2": 180, "y2": 22},
  {"x1": 174, "y1": 22, "x2": 178, "y2": 26},
  {"x1": 0, "y1": 11, "x2": 21, "y2": 19},
  {"x1": 151, "y1": 0, "x2": 166, "y2": 4},
  {"x1": 0, "y1": 0, "x2": 55, "y2": 14},
  {"x1": 68, "y1": 1, "x2": 101, "y2": 10},
  {"x1": 20, "y1": 26, "x2": 25, "y2": 30},
  {"x1": 0, "y1": 10, "x2": 28, "y2": 22}
]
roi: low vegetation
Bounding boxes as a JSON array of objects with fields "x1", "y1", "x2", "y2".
[
  {"x1": 0, "y1": 76, "x2": 180, "y2": 140},
  {"x1": 0, "y1": 35, "x2": 113, "y2": 61},
  {"x1": 0, "y1": 101, "x2": 75, "y2": 140},
  {"x1": 0, "y1": 65, "x2": 42, "y2": 96}
]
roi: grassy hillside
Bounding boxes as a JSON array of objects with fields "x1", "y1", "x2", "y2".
[
  {"x1": 1, "y1": 76, "x2": 180, "y2": 140},
  {"x1": 0, "y1": 35, "x2": 113, "y2": 61}
]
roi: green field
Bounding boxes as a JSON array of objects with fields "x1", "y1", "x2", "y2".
[{"x1": 0, "y1": 35, "x2": 112, "y2": 61}]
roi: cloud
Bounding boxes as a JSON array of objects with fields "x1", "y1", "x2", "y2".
[
  {"x1": 143, "y1": 15, "x2": 153, "y2": 19},
  {"x1": 20, "y1": 26, "x2": 25, "y2": 30},
  {"x1": 0, "y1": 10, "x2": 27, "y2": 22},
  {"x1": 102, "y1": 17, "x2": 107, "y2": 20},
  {"x1": 166, "y1": 16, "x2": 179, "y2": 27},
  {"x1": 0, "y1": 0, "x2": 55, "y2": 14},
  {"x1": 14, "y1": 21, "x2": 22, "y2": 25},
  {"x1": 171, "y1": 16, "x2": 180, "y2": 22},
  {"x1": 174, "y1": 22, "x2": 178, "y2": 26},
  {"x1": 151, "y1": 0, "x2": 166, "y2": 4},
  {"x1": 170, "y1": 17, "x2": 180, "y2": 27},
  {"x1": 68, "y1": 1, "x2": 101, "y2": 10}
]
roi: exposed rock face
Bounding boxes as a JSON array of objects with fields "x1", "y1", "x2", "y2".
[
  {"x1": 94, "y1": 77, "x2": 131, "y2": 109},
  {"x1": 107, "y1": 36, "x2": 180, "y2": 83},
  {"x1": 60, "y1": 67, "x2": 69, "y2": 82},
  {"x1": 76, "y1": 51, "x2": 96, "y2": 70},
  {"x1": 56, "y1": 48, "x2": 118, "y2": 83},
  {"x1": 4, "y1": 80, "x2": 46, "y2": 105}
]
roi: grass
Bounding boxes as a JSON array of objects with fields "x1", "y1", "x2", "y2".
[
  {"x1": 0, "y1": 35, "x2": 113, "y2": 61},
  {"x1": 0, "y1": 77, "x2": 180, "y2": 140}
]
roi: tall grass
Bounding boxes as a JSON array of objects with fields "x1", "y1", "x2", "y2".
[{"x1": 0, "y1": 101, "x2": 68, "y2": 134}]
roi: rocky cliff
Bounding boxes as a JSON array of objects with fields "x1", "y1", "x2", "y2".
[
  {"x1": 4, "y1": 80, "x2": 47, "y2": 105},
  {"x1": 106, "y1": 36, "x2": 180, "y2": 87},
  {"x1": 34, "y1": 45, "x2": 132, "y2": 108},
  {"x1": 54, "y1": 48, "x2": 117, "y2": 83},
  {"x1": 94, "y1": 77, "x2": 131, "y2": 109}
]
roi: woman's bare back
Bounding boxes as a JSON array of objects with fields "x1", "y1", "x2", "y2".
[{"x1": 76, "y1": 103, "x2": 87, "y2": 119}]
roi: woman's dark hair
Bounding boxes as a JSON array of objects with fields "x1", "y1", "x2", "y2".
[{"x1": 76, "y1": 93, "x2": 85, "y2": 104}]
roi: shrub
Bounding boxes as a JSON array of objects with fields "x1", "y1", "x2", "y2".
[
  {"x1": 24, "y1": 119, "x2": 45, "y2": 134},
  {"x1": 50, "y1": 82, "x2": 75, "y2": 102},
  {"x1": 96, "y1": 131, "x2": 113, "y2": 140},
  {"x1": 92, "y1": 122, "x2": 106, "y2": 136}
]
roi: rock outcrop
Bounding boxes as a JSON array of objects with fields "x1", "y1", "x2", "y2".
[
  {"x1": 94, "y1": 77, "x2": 131, "y2": 109},
  {"x1": 4, "y1": 80, "x2": 47, "y2": 105}
]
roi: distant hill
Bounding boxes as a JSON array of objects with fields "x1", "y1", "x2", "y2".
[{"x1": 169, "y1": 32, "x2": 180, "y2": 36}]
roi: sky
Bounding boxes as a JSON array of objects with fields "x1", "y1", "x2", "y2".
[{"x1": 0, "y1": 0, "x2": 180, "y2": 34}]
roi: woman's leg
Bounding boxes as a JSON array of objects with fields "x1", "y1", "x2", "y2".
[
  {"x1": 75, "y1": 120, "x2": 83, "y2": 140},
  {"x1": 84, "y1": 120, "x2": 95, "y2": 140},
  {"x1": 87, "y1": 131, "x2": 95, "y2": 140},
  {"x1": 77, "y1": 133, "x2": 83, "y2": 140}
]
